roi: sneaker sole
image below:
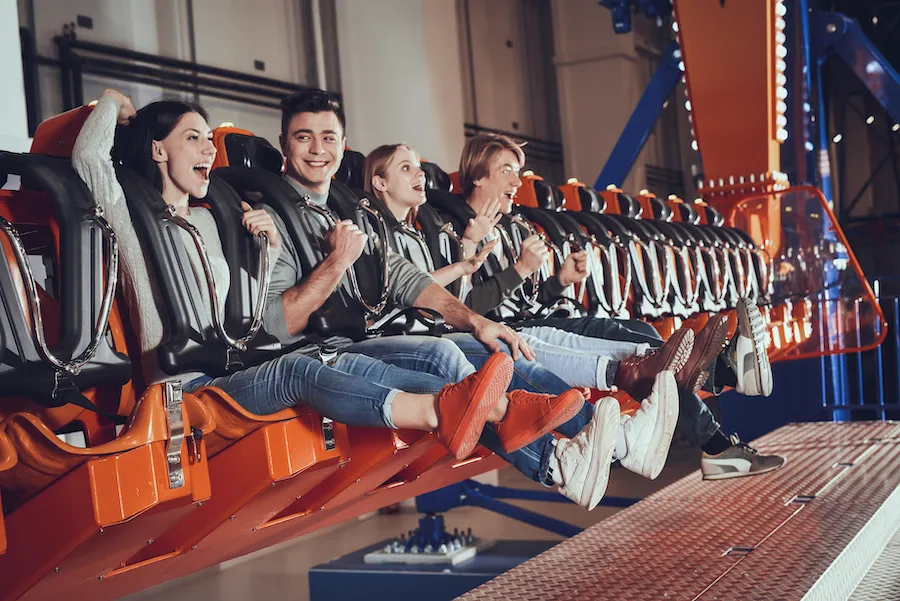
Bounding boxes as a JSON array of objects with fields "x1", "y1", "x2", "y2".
[
  {"x1": 582, "y1": 397, "x2": 619, "y2": 510},
  {"x1": 702, "y1": 457, "x2": 787, "y2": 480},
  {"x1": 447, "y1": 354, "x2": 514, "y2": 461},
  {"x1": 500, "y1": 390, "x2": 586, "y2": 453},
  {"x1": 663, "y1": 328, "x2": 695, "y2": 375},
  {"x1": 643, "y1": 371, "x2": 679, "y2": 480},
  {"x1": 680, "y1": 316, "x2": 729, "y2": 394},
  {"x1": 737, "y1": 297, "x2": 773, "y2": 397}
]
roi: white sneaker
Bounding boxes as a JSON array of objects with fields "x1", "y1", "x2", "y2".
[
  {"x1": 615, "y1": 371, "x2": 679, "y2": 480},
  {"x1": 726, "y1": 297, "x2": 773, "y2": 397},
  {"x1": 553, "y1": 396, "x2": 619, "y2": 511}
]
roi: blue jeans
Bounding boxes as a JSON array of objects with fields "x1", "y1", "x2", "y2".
[
  {"x1": 343, "y1": 334, "x2": 592, "y2": 485},
  {"x1": 516, "y1": 316, "x2": 721, "y2": 447},
  {"x1": 183, "y1": 349, "x2": 448, "y2": 427}
]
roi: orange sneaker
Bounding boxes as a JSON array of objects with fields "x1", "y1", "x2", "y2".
[
  {"x1": 436, "y1": 353, "x2": 514, "y2": 460},
  {"x1": 495, "y1": 389, "x2": 586, "y2": 453}
]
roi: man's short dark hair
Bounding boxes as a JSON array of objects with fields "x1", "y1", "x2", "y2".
[{"x1": 280, "y1": 89, "x2": 346, "y2": 138}]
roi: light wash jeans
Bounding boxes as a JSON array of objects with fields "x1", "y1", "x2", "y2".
[
  {"x1": 516, "y1": 326, "x2": 650, "y2": 389},
  {"x1": 516, "y1": 315, "x2": 722, "y2": 447},
  {"x1": 184, "y1": 348, "x2": 447, "y2": 427}
]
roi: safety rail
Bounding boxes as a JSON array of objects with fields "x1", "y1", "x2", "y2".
[{"x1": 823, "y1": 281, "x2": 900, "y2": 420}]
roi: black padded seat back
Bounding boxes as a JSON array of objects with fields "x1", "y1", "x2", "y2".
[
  {"x1": 700, "y1": 205, "x2": 725, "y2": 227},
  {"x1": 617, "y1": 193, "x2": 642, "y2": 218},
  {"x1": 223, "y1": 133, "x2": 284, "y2": 175},
  {"x1": 204, "y1": 175, "x2": 281, "y2": 351},
  {"x1": 415, "y1": 203, "x2": 457, "y2": 267},
  {"x1": 578, "y1": 187, "x2": 605, "y2": 213},
  {"x1": 334, "y1": 149, "x2": 366, "y2": 190},
  {"x1": 0, "y1": 152, "x2": 130, "y2": 407},
  {"x1": 116, "y1": 166, "x2": 258, "y2": 376},
  {"x1": 648, "y1": 197, "x2": 673, "y2": 221},
  {"x1": 213, "y1": 166, "x2": 367, "y2": 340},
  {"x1": 426, "y1": 189, "x2": 509, "y2": 314},
  {"x1": 677, "y1": 202, "x2": 701, "y2": 225},
  {"x1": 421, "y1": 161, "x2": 453, "y2": 192},
  {"x1": 531, "y1": 179, "x2": 557, "y2": 210},
  {"x1": 325, "y1": 180, "x2": 392, "y2": 316}
]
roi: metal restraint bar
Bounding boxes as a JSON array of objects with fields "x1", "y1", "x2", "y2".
[
  {"x1": 296, "y1": 195, "x2": 391, "y2": 317},
  {"x1": 163, "y1": 204, "x2": 271, "y2": 368},
  {"x1": 0, "y1": 208, "x2": 118, "y2": 375}
]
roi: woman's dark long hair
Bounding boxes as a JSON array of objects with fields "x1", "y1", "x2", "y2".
[{"x1": 112, "y1": 99, "x2": 208, "y2": 193}]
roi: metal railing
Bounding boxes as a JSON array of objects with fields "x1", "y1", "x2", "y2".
[
  {"x1": 19, "y1": 29, "x2": 331, "y2": 134},
  {"x1": 822, "y1": 279, "x2": 900, "y2": 420}
]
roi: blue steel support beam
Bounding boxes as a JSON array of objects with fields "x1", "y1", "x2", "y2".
[
  {"x1": 416, "y1": 479, "x2": 638, "y2": 538},
  {"x1": 810, "y1": 11, "x2": 900, "y2": 126},
  {"x1": 595, "y1": 40, "x2": 682, "y2": 190}
]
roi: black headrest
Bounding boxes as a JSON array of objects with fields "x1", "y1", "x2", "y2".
[
  {"x1": 426, "y1": 189, "x2": 474, "y2": 229},
  {"x1": 700, "y1": 205, "x2": 724, "y2": 226},
  {"x1": 677, "y1": 202, "x2": 701, "y2": 225},
  {"x1": 617, "y1": 193, "x2": 641, "y2": 218},
  {"x1": 648, "y1": 197, "x2": 673, "y2": 221},
  {"x1": 223, "y1": 133, "x2": 284, "y2": 175},
  {"x1": 577, "y1": 187, "x2": 605, "y2": 212},
  {"x1": 421, "y1": 161, "x2": 453, "y2": 192},
  {"x1": 532, "y1": 179, "x2": 557, "y2": 210},
  {"x1": 335, "y1": 149, "x2": 366, "y2": 190}
]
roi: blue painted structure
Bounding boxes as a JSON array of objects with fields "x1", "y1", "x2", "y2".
[
  {"x1": 416, "y1": 478, "x2": 637, "y2": 539},
  {"x1": 594, "y1": 41, "x2": 683, "y2": 190}
]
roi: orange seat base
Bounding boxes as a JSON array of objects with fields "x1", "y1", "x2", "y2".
[{"x1": 0, "y1": 439, "x2": 209, "y2": 601}]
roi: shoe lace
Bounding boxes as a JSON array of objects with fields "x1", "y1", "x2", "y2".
[
  {"x1": 625, "y1": 347, "x2": 659, "y2": 367},
  {"x1": 729, "y1": 432, "x2": 758, "y2": 454}
]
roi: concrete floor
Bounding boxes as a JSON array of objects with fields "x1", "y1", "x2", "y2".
[{"x1": 121, "y1": 445, "x2": 701, "y2": 601}]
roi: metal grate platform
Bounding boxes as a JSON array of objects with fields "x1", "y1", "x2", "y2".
[
  {"x1": 849, "y1": 523, "x2": 900, "y2": 600},
  {"x1": 457, "y1": 421, "x2": 900, "y2": 601}
]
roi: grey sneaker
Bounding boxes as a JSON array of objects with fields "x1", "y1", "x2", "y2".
[
  {"x1": 701, "y1": 434, "x2": 786, "y2": 480},
  {"x1": 724, "y1": 297, "x2": 773, "y2": 396}
]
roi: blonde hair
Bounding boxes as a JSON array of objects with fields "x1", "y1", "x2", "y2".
[
  {"x1": 364, "y1": 143, "x2": 419, "y2": 225},
  {"x1": 458, "y1": 133, "x2": 525, "y2": 198}
]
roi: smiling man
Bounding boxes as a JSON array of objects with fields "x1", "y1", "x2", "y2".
[{"x1": 253, "y1": 89, "x2": 691, "y2": 505}]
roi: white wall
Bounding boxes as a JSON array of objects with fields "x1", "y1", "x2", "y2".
[
  {"x1": 1, "y1": 0, "x2": 30, "y2": 150},
  {"x1": 335, "y1": 0, "x2": 465, "y2": 170},
  {"x1": 20, "y1": 0, "x2": 310, "y2": 147}
]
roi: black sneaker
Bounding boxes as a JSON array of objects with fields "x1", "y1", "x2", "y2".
[{"x1": 700, "y1": 433, "x2": 786, "y2": 480}]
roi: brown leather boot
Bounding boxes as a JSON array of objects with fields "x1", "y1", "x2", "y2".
[
  {"x1": 615, "y1": 328, "x2": 694, "y2": 400},
  {"x1": 677, "y1": 314, "x2": 730, "y2": 393}
]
